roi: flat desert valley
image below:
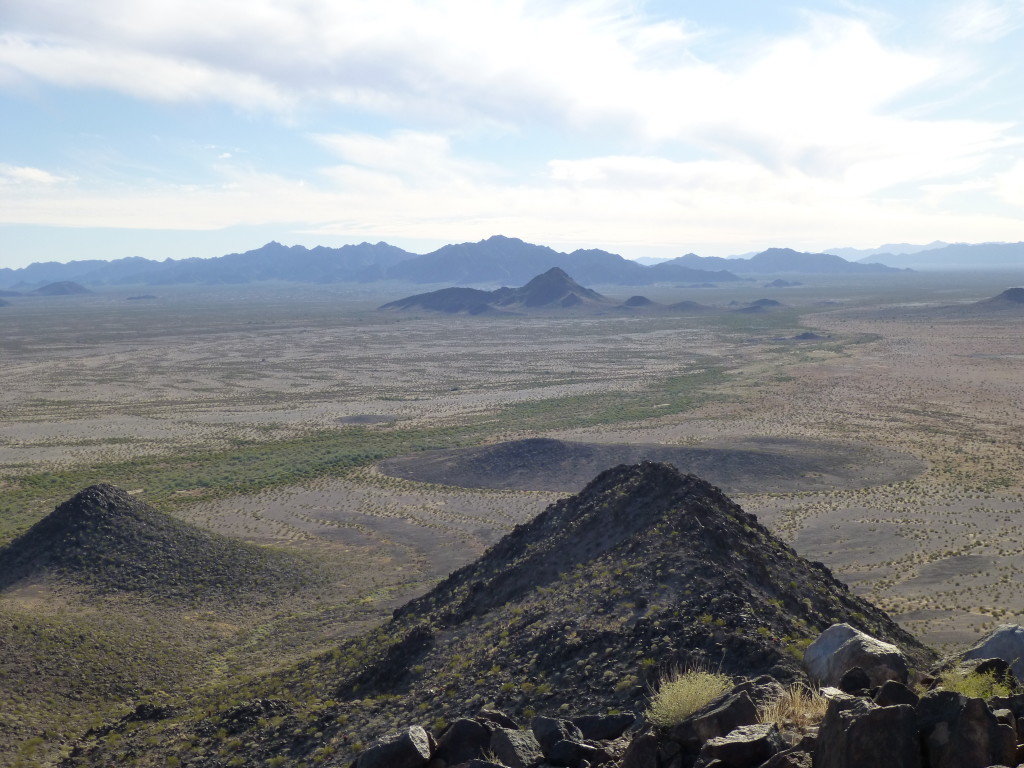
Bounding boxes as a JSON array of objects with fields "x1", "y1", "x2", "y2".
[{"x1": 1, "y1": 272, "x2": 1023, "y2": 761}]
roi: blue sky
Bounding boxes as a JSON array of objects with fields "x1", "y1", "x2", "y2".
[{"x1": 1, "y1": 0, "x2": 1022, "y2": 268}]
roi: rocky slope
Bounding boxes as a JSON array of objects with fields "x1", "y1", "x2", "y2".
[
  {"x1": 61, "y1": 463, "x2": 933, "y2": 767},
  {"x1": 0, "y1": 483, "x2": 319, "y2": 601}
]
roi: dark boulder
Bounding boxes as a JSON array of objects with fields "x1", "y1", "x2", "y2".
[
  {"x1": 571, "y1": 712, "x2": 637, "y2": 741},
  {"x1": 814, "y1": 695, "x2": 919, "y2": 768},
  {"x1": 489, "y1": 727, "x2": 542, "y2": 768},
  {"x1": 355, "y1": 725, "x2": 433, "y2": 768},
  {"x1": 916, "y1": 690, "x2": 1018, "y2": 768},
  {"x1": 694, "y1": 722, "x2": 784, "y2": 767},
  {"x1": 434, "y1": 718, "x2": 492, "y2": 765},
  {"x1": 874, "y1": 680, "x2": 919, "y2": 708}
]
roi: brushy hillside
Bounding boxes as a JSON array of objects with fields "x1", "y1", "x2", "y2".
[
  {"x1": 0, "y1": 483, "x2": 321, "y2": 601},
  {"x1": 63, "y1": 463, "x2": 934, "y2": 767}
]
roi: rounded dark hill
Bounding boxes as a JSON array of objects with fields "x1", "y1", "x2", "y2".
[
  {"x1": 623, "y1": 294, "x2": 655, "y2": 307},
  {"x1": 981, "y1": 287, "x2": 1024, "y2": 306},
  {"x1": 0, "y1": 298, "x2": 9, "y2": 307},
  {"x1": 0, "y1": 484, "x2": 319, "y2": 601},
  {"x1": 379, "y1": 436, "x2": 924, "y2": 494},
  {"x1": 31, "y1": 281, "x2": 91, "y2": 296},
  {"x1": 378, "y1": 287, "x2": 505, "y2": 315}
]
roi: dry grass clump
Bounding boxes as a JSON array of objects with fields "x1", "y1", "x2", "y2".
[
  {"x1": 758, "y1": 684, "x2": 829, "y2": 731},
  {"x1": 646, "y1": 670, "x2": 733, "y2": 727}
]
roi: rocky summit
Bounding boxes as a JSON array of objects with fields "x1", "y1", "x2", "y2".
[{"x1": 62, "y1": 462, "x2": 934, "y2": 767}]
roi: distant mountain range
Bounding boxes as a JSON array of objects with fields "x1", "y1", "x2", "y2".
[
  {"x1": 824, "y1": 241, "x2": 950, "y2": 260},
  {"x1": 0, "y1": 236, "x2": 917, "y2": 291},
  {"x1": 661, "y1": 247, "x2": 901, "y2": 275},
  {"x1": 856, "y1": 242, "x2": 1024, "y2": 270}
]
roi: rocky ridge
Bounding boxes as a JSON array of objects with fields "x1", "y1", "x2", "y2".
[{"x1": 61, "y1": 462, "x2": 934, "y2": 767}]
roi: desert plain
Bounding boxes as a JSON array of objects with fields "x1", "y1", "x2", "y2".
[{"x1": 1, "y1": 271, "x2": 1023, "y2": 763}]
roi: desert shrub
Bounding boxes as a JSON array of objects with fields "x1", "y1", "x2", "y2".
[
  {"x1": 758, "y1": 684, "x2": 828, "y2": 730},
  {"x1": 937, "y1": 668, "x2": 1014, "y2": 699},
  {"x1": 646, "y1": 670, "x2": 732, "y2": 727}
]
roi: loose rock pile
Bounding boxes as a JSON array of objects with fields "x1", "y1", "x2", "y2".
[{"x1": 349, "y1": 623, "x2": 1024, "y2": 768}]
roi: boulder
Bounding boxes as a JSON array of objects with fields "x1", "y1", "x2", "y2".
[
  {"x1": 814, "y1": 695, "x2": 919, "y2": 768},
  {"x1": 434, "y1": 718, "x2": 492, "y2": 765},
  {"x1": 531, "y1": 716, "x2": 584, "y2": 754},
  {"x1": 916, "y1": 689, "x2": 1018, "y2": 768},
  {"x1": 874, "y1": 680, "x2": 919, "y2": 708},
  {"x1": 694, "y1": 722, "x2": 784, "y2": 767},
  {"x1": 619, "y1": 732, "x2": 659, "y2": 768},
  {"x1": 489, "y1": 727, "x2": 543, "y2": 768},
  {"x1": 804, "y1": 623, "x2": 909, "y2": 687},
  {"x1": 571, "y1": 712, "x2": 637, "y2": 741},
  {"x1": 837, "y1": 667, "x2": 871, "y2": 694},
  {"x1": 666, "y1": 689, "x2": 759, "y2": 749},
  {"x1": 961, "y1": 625, "x2": 1024, "y2": 683},
  {"x1": 355, "y1": 725, "x2": 433, "y2": 768},
  {"x1": 478, "y1": 709, "x2": 521, "y2": 730},
  {"x1": 546, "y1": 737, "x2": 613, "y2": 766}
]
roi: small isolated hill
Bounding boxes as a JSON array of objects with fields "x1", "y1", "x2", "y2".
[
  {"x1": 379, "y1": 437, "x2": 924, "y2": 493},
  {"x1": 493, "y1": 267, "x2": 611, "y2": 309},
  {"x1": 378, "y1": 286, "x2": 505, "y2": 315},
  {"x1": 380, "y1": 268, "x2": 613, "y2": 314},
  {"x1": 65, "y1": 463, "x2": 932, "y2": 767},
  {"x1": 978, "y1": 286, "x2": 1024, "y2": 309},
  {"x1": 0, "y1": 298, "x2": 8, "y2": 307},
  {"x1": 0, "y1": 484, "x2": 318, "y2": 600},
  {"x1": 32, "y1": 280, "x2": 91, "y2": 296},
  {"x1": 623, "y1": 294, "x2": 655, "y2": 307}
]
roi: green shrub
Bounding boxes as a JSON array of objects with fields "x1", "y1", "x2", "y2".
[
  {"x1": 646, "y1": 670, "x2": 732, "y2": 727},
  {"x1": 937, "y1": 668, "x2": 1014, "y2": 699}
]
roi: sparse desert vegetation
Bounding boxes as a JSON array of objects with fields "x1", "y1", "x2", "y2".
[{"x1": 2, "y1": 273, "x2": 1024, "y2": 763}]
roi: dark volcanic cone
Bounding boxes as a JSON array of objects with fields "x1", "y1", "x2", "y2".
[
  {"x1": 494, "y1": 267, "x2": 611, "y2": 309},
  {"x1": 61, "y1": 464, "x2": 935, "y2": 767},
  {"x1": 0, "y1": 483, "x2": 317, "y2": 600}
]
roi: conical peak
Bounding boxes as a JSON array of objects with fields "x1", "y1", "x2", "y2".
[{"x1": 50, "y1": 483, "x2": 147, "y2": 524}]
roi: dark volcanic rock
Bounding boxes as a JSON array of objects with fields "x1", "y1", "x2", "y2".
[
  {"x1": 815, "y1": 696, "x2": 920, "y2": 768},
  {"x1": 354, "y1": 725, "x2": 432, "y2": 768},
  {"x1": 917, "y1": 690, "x2": 1018, "y2": 768},
  {"x1": 0, "y1": 483, "x2": 316, "y2": 599},
  {"x1": 58, "y1": 464, "x2": 935, "y2": 768}
]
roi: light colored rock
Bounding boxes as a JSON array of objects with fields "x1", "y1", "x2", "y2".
[
  {"x1": 804, "y1": 623, "x2": 909, "y2": 688},
  {"x1": 962, "y1": 624, "x2": 1024, "y2": 683}
]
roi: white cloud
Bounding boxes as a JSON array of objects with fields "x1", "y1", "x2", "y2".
[
  {"x1": 0, "y1": 163, "x2": 69, "y2": 184},
  {"x1": 1, "y1": 2, "x2": 1022, "y2": 257},
  {"x1": 943, "y1": 0, "x2": 1024, "y2": 41}
]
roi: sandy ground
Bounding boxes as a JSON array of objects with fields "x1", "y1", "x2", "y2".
[{"x1": 2, "y1": 280, "x2": 1023, "y2": 649}]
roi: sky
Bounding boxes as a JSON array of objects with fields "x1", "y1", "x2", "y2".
[{"x1": 1, "y1": 0, "x2": 1023, "y2": 268}]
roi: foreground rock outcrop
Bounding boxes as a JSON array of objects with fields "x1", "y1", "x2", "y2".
[{"x1": 347, "y1": 667, "x2": 1024, "y2": 768}]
